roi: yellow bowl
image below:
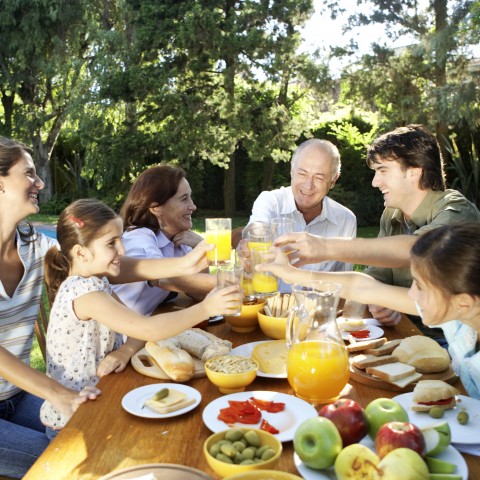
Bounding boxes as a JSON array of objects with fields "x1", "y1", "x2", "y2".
[
  {"x1": 224, "y1": 300, "x2": 266, "y2": 333},
  {"x1": 224, "y1": 471, "x2": 303, "y2": 480},
  {"x1": 204, "y1": 428, "x2": 282, "y2": 478},
  {"x1": 257, "y1": 310, "x2": 287, "y2": 340},
  {"x1": 204, "y1": 355, "x2": 258, "y2": 394}
]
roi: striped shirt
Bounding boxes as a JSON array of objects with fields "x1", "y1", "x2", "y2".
[{"x1": 0, "y1": 231, "x2": 56, "y2": 400}]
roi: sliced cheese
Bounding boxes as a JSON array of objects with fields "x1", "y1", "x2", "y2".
[
  {"x1": 252, "y1": 340, "x2": 288, "y2": 375},
  {"x1": 144, "y1": 388, "x2": 188, "y2": 414}
]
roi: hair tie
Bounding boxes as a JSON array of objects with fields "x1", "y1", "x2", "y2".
[{"x1": 68, "y1": 215, "x2": 84, "y2": 228}]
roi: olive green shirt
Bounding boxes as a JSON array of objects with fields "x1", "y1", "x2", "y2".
[{"x1": 364, "y1": 189, "x2": 480, "y2": 287}]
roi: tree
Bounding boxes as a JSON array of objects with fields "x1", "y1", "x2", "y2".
[
  {"x1": 325, "y1": 0, "x2": 478, "y2": 162},
  {"x1": 0, "y1": 0, "x2": 109, "y2": 200}
]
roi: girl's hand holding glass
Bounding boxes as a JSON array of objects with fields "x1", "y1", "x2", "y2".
[{"x1": 202, "y1": 284, "x2": 243, "y2": 318}]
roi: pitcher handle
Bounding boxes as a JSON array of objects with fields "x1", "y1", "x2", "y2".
[{"x1": 286, "y1": 305, "x2": 298, "y2": 349}]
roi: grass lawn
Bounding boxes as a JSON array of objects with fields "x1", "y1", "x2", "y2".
[{"x1": 28, "y1": 213, "x2": 379, "y2": 372}]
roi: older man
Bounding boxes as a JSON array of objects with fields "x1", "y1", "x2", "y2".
[
  {"x1": 244, "y1": 139, "x2": 356, "y2": 291},
  {"x1": 276, "y1": 125, "x2": 480, "y2": 338}
]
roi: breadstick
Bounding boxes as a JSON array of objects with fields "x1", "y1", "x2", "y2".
[{"x1": 264, "y1": 305, "x2": 273, "y2": 316}]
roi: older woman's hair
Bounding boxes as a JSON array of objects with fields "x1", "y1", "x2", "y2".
[
  {"x1": 45, "y1": 199, "x2": 118, "y2": 303},
  {"x1": 411, "y1": 223, "x2": 480, "y2": 297},
  {"x1": 121, "y1": 164, "x2": 186, "y2": 234}
]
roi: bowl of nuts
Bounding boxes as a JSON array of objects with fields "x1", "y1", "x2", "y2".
[
  {"x1": 203, "y1": 428, "x2": 282, "y2": 478},
  {"x1": 204, "y1": 355, "x2": 258, "y2": 394}
]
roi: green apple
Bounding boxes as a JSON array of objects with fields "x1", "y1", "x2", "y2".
[
  {"x1": 334, "y1": 443, "x2": 379, "y2": 480},
  {"x1": 364, "y1": 397, "x2": 409, "y2": 439},
  {"x1": 428, "y1": 475, "x2": 462, "y2": 480},
  {"x1": 425, "y1": 456, "x2": 457, "y2": 474},
  {"x1": 293, "y1": 416, "x2": 342, "y2": 470},
  {"x1": 421, "y1": 421, "x2": 451, "y2": 456},
  {"x1": 378, "y1": 447, "x2": 429, "y2": 480}
]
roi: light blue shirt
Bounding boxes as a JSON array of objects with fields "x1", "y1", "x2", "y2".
[{"x1": 441, "y1": 320, "x2": 480, "y2": 400}]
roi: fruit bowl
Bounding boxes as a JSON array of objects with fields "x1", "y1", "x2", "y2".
[
  {"x1": 257, "y1": 310, "x2": 287, "y2": 339},
  {"x1": 204, "y1": 428, "x2": 282, "y2": 478},
  {"x1": 204, "y1": 355, "x2": 258, "y2": 394},
  {"x1": 224, "y1": 299, "x2": 266, "y2": 333}
]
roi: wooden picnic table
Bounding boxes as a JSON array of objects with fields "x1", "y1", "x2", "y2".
[{"x1": 24, "y1": 296, "x2": 479, "y2": 479}]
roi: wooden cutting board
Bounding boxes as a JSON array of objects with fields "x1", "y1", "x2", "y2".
[
  {"x1": 131, "y1": 348, "x2": 206, "y2": 380},
  {"x1": 349, "y1": 359, "x2": 457, "y2": 392}
]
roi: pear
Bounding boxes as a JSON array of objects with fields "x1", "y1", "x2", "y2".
[
  {"x1": 334, "y1": 443, "x2": 380, "y2": 480},
  {"x1": 421, "y1": 421, "x2": 451, "y2": 456},
  {"x1": 378, "y1": 448, "x2": 429, "y2": 480},
  {"x1": 425, "y1": 456, "x2": 457, "y2": 474}
]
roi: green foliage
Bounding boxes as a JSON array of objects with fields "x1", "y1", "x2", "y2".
[{"x1": 446, "y1": 136, "x2": 480, "y2": 206}]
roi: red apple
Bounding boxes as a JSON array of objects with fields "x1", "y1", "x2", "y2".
[
  {"x1": 375, "y1": 421, "x2": 426, "y2": 459},
  {"x1": 318, "y1": 398, "x2": 368, "y2": 446}
]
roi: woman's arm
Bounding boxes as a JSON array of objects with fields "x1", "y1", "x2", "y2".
[
  {"x1": 0, "y1": 347, "x2": 100, "y2": 417},
  {"x1": 154, "y1": 272, "x2": 217, "y2": 301},
  {"x1": 113, "y1": 241, "x2": 212, "y2": 284}
]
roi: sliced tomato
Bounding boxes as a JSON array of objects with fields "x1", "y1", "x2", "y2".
[
  {"x1": 418, "y1": 397, "x2": 454, "y2": 406},
  {"x1": 260, "y1": 418, "x2": 279, "y2": 434},
  {"x1": 351, "y1": 330, "x2": 370, "y2": 338},
  {"x1": 218, "y1": 408, "x2": 239, "y2": 425},
  {"x1": 217, "y1": 400, "x2": 262, "y2": 425},
  {"x1": 249, "y1": 397, "x2": 285, "y2": 413}
]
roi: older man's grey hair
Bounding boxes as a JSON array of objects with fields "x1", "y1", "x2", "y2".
[{"x1": 291, "y1": 139, "x2": 341, "y2": 178}]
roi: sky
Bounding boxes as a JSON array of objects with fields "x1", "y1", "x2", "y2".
[{"x1": 300, "y1": 0, "x2": 420, "y2": 73}]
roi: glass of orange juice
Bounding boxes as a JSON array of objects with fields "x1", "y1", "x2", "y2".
[
  {"x1": 250, "y1": 245, "x2": 278, "y2": 297},
  {"x1": 205, "y1": 218, "x2": 232, "y2": 265},
  {"x1": 286, "y1": 281, "x2": 349, "y2": 404},
  {"x1": 246, "y1": 222, "x2": 272, "y2": 250}
]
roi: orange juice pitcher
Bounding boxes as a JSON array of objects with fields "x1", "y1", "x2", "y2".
[{"x1": 286, "y1": 281, "x2": 349, "y2": 405}]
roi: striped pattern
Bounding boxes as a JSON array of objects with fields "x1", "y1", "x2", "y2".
[{"x1": 0, "y1": 231, "x2": 56, "y2": 400}]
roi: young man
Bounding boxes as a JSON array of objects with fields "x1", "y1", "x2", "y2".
[
  {"x1": 276, "y1": 125, "x2": 480, "y2": 337},
  {"x1": 243, "y1": 139, "x2": 357, "y2": 290}
]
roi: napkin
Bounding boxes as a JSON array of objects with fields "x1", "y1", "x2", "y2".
[{"x1": 452, "y1": 442, "x2": 480, "y2": 456}]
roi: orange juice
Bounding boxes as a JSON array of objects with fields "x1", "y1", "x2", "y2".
[
  {"x1": 252, "y1": 272, "x2": 278, "y2": 294},
  {"x1": 247, "y1": 241, "x2": 272, "y2": 250},
  {"x1": 287, "y1": 340, "x2": 349, "y2": 404},
  {"x1": 206, "y1": 230, "x2": 231, "y2": 264},
  {"x1": 241, "y1": 275, "x2": 255, "y2": 297}
]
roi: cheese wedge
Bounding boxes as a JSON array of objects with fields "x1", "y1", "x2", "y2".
[
  {"x1": 144, "y1": 388, "x2": 193, "y2": 414},
  {"x1": 252, "y1": 340, "x2": 288, "y2": 375}
]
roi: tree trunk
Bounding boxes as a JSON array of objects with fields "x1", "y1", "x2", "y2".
[
  {"x1": 1, "y1": 93, "x2": 14, "y2": 136},
  {"x1": 261, "y1": 158, "x2": 276, "y2": 192},
  {"x1": 224, "y1": 160, "x2": 236, "y2": 217},
  {"x1": 433, "y1": 0, "x2": 450, "y2": 162},
  {"x1": 32, "y1": 135, "x2": 53, "y2": 202}
]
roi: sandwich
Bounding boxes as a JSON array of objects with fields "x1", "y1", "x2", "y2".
[
  {"x1": 392, "y1": 336, "x2": 450, "y2": 373},
  {"x1": 411, "y1": 380, "x2": 459, "y2": 411},
  {"x1": 144, "y1": 387, "x2": 195, "y2": 414}
]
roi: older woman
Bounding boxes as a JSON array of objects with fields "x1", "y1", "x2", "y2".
[{"x1": 113, "y1": 164, "x2": 216, "y2": 315}]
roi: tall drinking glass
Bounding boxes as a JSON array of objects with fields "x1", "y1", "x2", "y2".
[
  {"x1": 250, "y1": 245, "x2": 278, "y2": 297},
  {"x1": 205, "y1": 218, "x2": 232, "y2": 266},
  {"x1": 217, "y1": 264, "x2": 243, "y2": 316},
  {"x1": 247, "y1": 222, "x2": 272, "y2": 250}
]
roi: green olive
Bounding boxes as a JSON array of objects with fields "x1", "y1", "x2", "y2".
[
  {"x1": 153, "y1": 388, "x2": 169, "y2": 401},
  {"x1": 244, "y1": 430, "x2": 261, "y2": 447},
  {"x1": 225, "y1": 428, "x2": 244, "y2": 442},
  {"x1": 429, "y1": 406, "x2": 445, "y2": 419},
  {"x1": 457, "y1": 410, "x2": 469, "y2": 425}
]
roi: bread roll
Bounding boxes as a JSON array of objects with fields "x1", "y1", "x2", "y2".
[
  {"x1": 172, "y1": 328, "x2": 232, "y2": 362},
  {"x1": 392, "y1": 336, "x2": 450, "y2": 373},
  {"x1": 145, "y1": 341, "x2": 195, "y2": 382}
]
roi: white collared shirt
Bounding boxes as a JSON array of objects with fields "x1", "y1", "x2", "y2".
[{"x1": 248, "y1": 186, "x2": 357, "y2": 291}]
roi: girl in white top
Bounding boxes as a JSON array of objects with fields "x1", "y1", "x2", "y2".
[
  {"x1": 257, "y1": 223, "x2": 480, "y2": 399},
  {"x1": 41, "y1": 198, "x2": 240, "y2": 436}
]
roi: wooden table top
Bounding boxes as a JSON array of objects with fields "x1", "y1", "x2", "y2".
[{"x1": 25, "y1": 299, "x2": 479, "y2": 480}]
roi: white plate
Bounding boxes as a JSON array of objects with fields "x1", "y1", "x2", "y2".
[
  {"x1": 231, "y1": 341, "x2": 287, "y2": 379},
  {"x1": 202, "y1": 390, "x2": 317, "y2": 442},
  {"x1": 393, "y1": 393, "x2": 480, "y2": 444},
  {"x1": 121, "y1": 383, "x2": 201, "y2": 419},
  {"x1": 294, "y1": 439, "x2": 468, "y2": 480},
  {"x1": 341, "y1": 325, "x2": 384, "y2": 342}
]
